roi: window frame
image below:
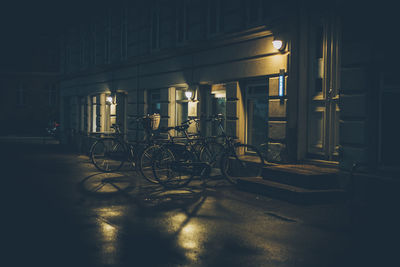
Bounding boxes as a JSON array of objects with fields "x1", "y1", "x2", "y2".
[
  {"x1": 150, "y1": 2, "x2": 161, "y2": 51},
  {"x1": 207, "y1": 0, "x2": 222, "y2": 37}
]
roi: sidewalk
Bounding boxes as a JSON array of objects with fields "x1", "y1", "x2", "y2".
[{"x1": 1, "y1": 141, "x2": 399, "y2": 266}]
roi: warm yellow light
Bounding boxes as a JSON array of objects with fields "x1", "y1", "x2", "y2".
[
  {"x1": 106, "y1": 96, "x2": 113, "y2": 104},
  {"x1": 272, "y1": 40, "x2": 283, "y2": 50},
  {"x1": 185, "y1": 91, "x2": 193, "y2": 99}
]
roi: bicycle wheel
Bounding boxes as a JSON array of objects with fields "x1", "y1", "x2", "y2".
[
  {"x1": 155, "y1": 145, "x2": 195, "y2": 188},
  {"x1": 90, "y1": 138, "x2": 126, "y2": 172},
  {"x1": 199, "y1": 141, "x2": 224, "y2": 167},
  {"x1": 220, "y1": 143, "x2": 264, "y2": 184},
  {"x1": 139, "y1": 144, "x2": 163, "y2": 183}
]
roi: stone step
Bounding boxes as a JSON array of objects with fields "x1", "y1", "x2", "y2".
[
  {"x1": 237, "y1": 177, "x2": 347, "y2": 204},
  {"x1": 261, "y1": 163, "x2": 340, "y2": 190}
]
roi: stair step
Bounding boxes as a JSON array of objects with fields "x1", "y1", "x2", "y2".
[
  {"x1": 237, "y1": 177, "x2": 347, "y2": 204},
  {"x1": 262, "y1": 164, "x2": 340, "y2": 190}
]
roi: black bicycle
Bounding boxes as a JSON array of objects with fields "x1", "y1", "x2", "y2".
[
  {"x1": 139, "y1": 119, "x2": 223, "y2": 188},
  {"x1": 141, "y1": 114, "x2": 264, "y2": 188},
  {"x1": 90, "y1": 115, "x2": 160, "y2": 183},
  {"x1": 209, "y1": 114, "x2": 264, "y2": 184}
]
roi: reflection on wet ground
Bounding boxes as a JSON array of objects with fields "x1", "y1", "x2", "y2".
[
  {"x1": 4, "y1": 143, "x2": 392, "y2": 267},
  {"x1": 77, "y1": 167, "x2": 237, "y2": 266}
]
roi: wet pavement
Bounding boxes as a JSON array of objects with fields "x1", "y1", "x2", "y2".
[{"x1": 1, "y1": 141, "x2": 398, "y2": 267}]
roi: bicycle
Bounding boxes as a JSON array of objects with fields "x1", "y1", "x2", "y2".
[
  {"x1": 208, "y1": 114, "x2": 265, "y2": 184},
  {"x1": 139, "y1": 119, "x2": 223, "y2": 188},
  {"x1": 90, "y1": 115, "x2": 161, "y2": 183}
]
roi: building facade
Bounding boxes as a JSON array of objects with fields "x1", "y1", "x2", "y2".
[
  {"x1": 59, "y1": 1, "x2": 400, "y2": 180},
  {"x1": 0, "y1": 34, "x2": 59, "y2": 136}
]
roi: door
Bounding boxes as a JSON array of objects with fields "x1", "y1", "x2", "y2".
[
  {"x1": 246, "y1": 83, "x2": 268, "y2": 148},
  {"x1": 307, "y1": 15, "x2": 340, "y2": 161}
]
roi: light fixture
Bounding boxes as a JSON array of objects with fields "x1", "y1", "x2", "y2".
[
  {"x1": 106, "y1": 95, "x2": 113, "y2": 105},
  {"x1": 272, "y1": 35, "x2": 285, "y2": 51},
  {"x1": 272, "y1": 40, "x2": 283, "y2": 50},
  {"x1": 185, "y1": 85, "x2": 197, "y2": 101},
  {"x1": 185, "y1": 90, "x2": 193, "y2": 100}
]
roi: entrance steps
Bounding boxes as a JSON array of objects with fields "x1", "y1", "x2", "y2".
[{"x1": 237, "y1": 163, "x2": 348, "y2": 204}]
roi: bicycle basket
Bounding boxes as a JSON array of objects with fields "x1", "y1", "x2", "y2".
[{"x1": 142, "y1": 114, "x2": 160, "y2": 130}]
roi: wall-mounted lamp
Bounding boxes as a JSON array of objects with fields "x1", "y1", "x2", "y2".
[
  {"x1": 106, "y1": 95, "x2": 114, "y2": 105},
  {"x1": 272, "y1": 36, "x2": 286, "y2": 51},
  {"x1": 185, "y1": 85, "x2": 197, "y2": 101},
  {"x1": 185, "y1": 90, "x2": 193, "y2": 100}
]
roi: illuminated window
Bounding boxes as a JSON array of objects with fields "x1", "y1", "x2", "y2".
[
  {"x1": 211, "y1": 86, "x2": 226, "y2": 136},
  {"x1": 105, "y1": 95, "x2": 117, "y2": 132},
  {"x1": 91, "y1": 95, "x2": 98, "y2": 132}
]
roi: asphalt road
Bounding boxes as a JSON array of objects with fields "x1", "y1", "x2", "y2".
[{"x1": 1, "y1": 141, "x2": 398, "y2": 267}]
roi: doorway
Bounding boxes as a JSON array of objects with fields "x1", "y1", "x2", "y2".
[
  {"x1": 246, "y1": 83, "x2": 268, "y2": 148},
  {"x1": 307, "y1": 15, "x2": 340, "y2": 161}
]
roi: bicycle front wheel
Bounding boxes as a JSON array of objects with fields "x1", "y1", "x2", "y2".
[
  {"x1": 139, "y1": 145, "x2": 164, "y2": 183},
  {"x1": 90, "y1": 138, "x2": 126, "y2": 172},
  {"x1": 220, "y1": 144, "x2": 264, "y2": 184}
]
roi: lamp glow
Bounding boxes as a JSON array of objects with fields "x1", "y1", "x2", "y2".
[
  {"x1": 185, "y1": 91, "x2": 193, "y2": 99},
  {"x1": 272, "y1": 40, "x2": 283, "y2": 50},
  {"x1": 106, "y1": 96, "x2": 113, "y2": 104}
]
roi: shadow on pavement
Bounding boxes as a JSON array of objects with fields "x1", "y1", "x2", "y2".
[{"x1": 78, "y1": 172, "x2": 137, "y2": 197}]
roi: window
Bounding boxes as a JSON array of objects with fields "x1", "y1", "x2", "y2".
[
  {"x1": 89, "y1": 21, "x2": 97, "y2": 65},
  {"x1": 91, "y1": 95, "x2": 98, "y2": 132},
  {"x1": 210, "y1": 86, "x2": 226, "y2": 136},
  {"x1": 207, "y1": 0, "x2": 221, "y2": 36},
  {"x1": 105, "y1": 12, "x2": 111, "y2": 64},
  {"x1": 246, "y1": 84, "x2": 268, "y2": 148},
  {"x1": 79, "y1": 26, "x2": 87, "y2": 67},
  {"x1": 105, "y1": 94, "x2": 117, "y2": 132},
  {"x1": 121, "y1": 8, "x2": 128, "y2": 60},
  {"x1": 150, "y1": 3, "x2": 160, "y2": 50},
  {"x1": 147, "y1": 89, "x2": 161, "y2": 114},
  {"x1": 79, "y1": 97, "x2": 86, "y2": 132},
  {"x1": 314, "y1": 22, "x2": 324, "y2": 93},
  {"x1": 244, "y1": 0, "x2": 270, "y2": 26},
  {"x1": 176, "y1": 0, "x2": 188, "y2": 44}
]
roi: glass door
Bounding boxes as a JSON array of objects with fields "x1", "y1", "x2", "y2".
[{"x1": 246, "y1": 84, "x2": 268, "y2": 148}]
